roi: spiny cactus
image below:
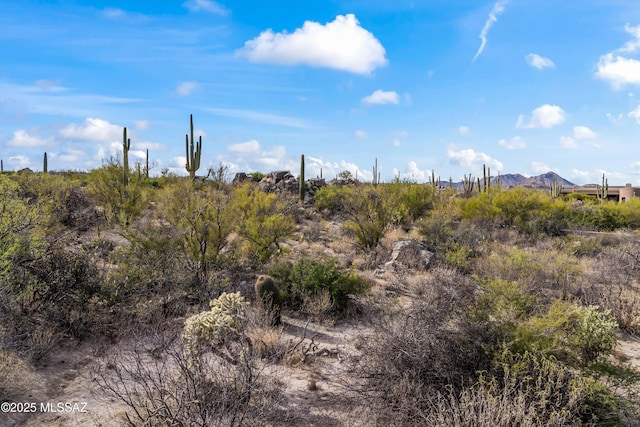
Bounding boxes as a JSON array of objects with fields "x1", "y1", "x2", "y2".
[
  {"x1": 254, "y1": 275, "x2": 282, "y2": 326},
  {"x1": 429, "y1": 170, "x2": 441, "y2": 191},
  {"x1": 300, "y1": 154, "x2": 305, "y2": 203},
  {"x1": 43, "y1": 152, "x2": 47, "y2": 174},
  {"x1": 372, "y1": 158, "x2": 379, "y2": 186},
  {"x1": 185, "y1": 114, "x2": 202, "y2": 179},
  {"x1": 462, "y1": 173, "x2": 475, "y2": 197},
  {"x1": 549, "y1": 177, "x2": 562, "y2": 199},
  {"x1": 596, "y1": 173, "x2": 608, "y2": 202},
  {"x1": 122, "y1": 127, "x2": 131, "y2": 186},
  {"x1": 1, "y1": 159, "x2": 3, "y2": 173},
  {"x1": 145, "y1": 148, "x2": 149, "y2": 178},
  {"x1": 183, "y1": 292, "x2": 249, "y2": 356}
]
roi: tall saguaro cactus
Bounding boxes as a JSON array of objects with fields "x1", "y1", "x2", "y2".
[
  {"x1": 43, "y1": 152, "x2": 48, "y2": 174},
  {"x1": 372, "y1": 158, "x2": 379, "y2": 186},
  {"x1": 1, "y1": 159, "x2": 3, "y2": 173},
  {"x1": 299, "y1": 154, "x2": 305, "y2": 203},
  {"x1": 596, "y1": 173, "x2": 608, "y2": 202},
  {"x1": 549, "y1": 177, "x2": 562, "y2": 199},
  {"x1": 123, "y1": 127, "x2": 131, "y2": 186},
  {"x1": 185, "y1": 114, "x2": 202, "y2": 179}
]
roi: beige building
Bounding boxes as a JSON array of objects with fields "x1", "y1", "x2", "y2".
[{"x1": 563, "y1": 183, "x2": 640, "y2": 202}]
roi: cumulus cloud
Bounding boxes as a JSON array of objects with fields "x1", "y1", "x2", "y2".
[
  {"x1": 573, "y1": 125, "x2": 596, "y2": 139},
  {"x1": 525, "y1": 53, "x2": 555, "y2": 69},
  {"x1": 8, "y1": 130, "x2": 55, "y2": 147},
  {"x1": 531, "y1": 161, "x2": 556, "y2": 174},
  {"x1": 516, "y1": 104, "x2": 566, "y2": 129},
  {"x1": 8, "y1": 155, "x2": 31, "y2": 168},
  {"x1": 176, "y1": 81, "x2": 199, "y2": 96},
  {"x1": 305, "y1": 156, "x2": 372, "y2": 181},
  {"x1": 472, "y1": 0, "x2": 509, "y2": 62},
  {"x1": 458, "y1": 126, "x2": 471, "y2": 136},
  {"x1": 354, "y1": 130, "x2": 368, "y2": 139},
  {"x1": 238, "y1": 14, "x2": 387, "y2": 74},
  {"x1": 498, "y1": 136, "x2": 525, "y2": 149},
  {"x1": 228, "y1": 140, "x2": 260, "y2": 153},
  {"x1": 560, "y1": 136, "x2": 578, "y2": 149},
  {"x1": 629, "y1": 104, "x2": 640, "y2": 124},
  {"x1": 361, "y1": 90, "x2": 399, "y2": 105},
  {"x1": 596, "y1": 24, "x2": 640, "y2": 89},
  {"x1": 183, "y1": 0, "x2": 228, "y2": 15},
  {"x1": 448, "y1": 148, "x2": 503, "y2": 171},
  {"x1": 60, "y1": 118, "x2": 122, "y2": 142},
  {"x1": 395, "y1": 161, "x2": 431, "y2": 182}
]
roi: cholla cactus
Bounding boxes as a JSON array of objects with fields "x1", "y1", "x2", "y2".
[{"x1": 183, "y1": 292, "x2": 249, "y2": 357}]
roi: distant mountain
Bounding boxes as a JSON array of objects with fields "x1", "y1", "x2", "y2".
[{"x1": 451, "y1": 171, "x2": 575, "y2": 190}]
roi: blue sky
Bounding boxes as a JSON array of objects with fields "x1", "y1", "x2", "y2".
[{"x1": 1, "y1": 0, "x2": 639, "y2": 184}]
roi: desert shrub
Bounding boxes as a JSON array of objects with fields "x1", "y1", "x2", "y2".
[
  {"x1": 341, "y1": 186, "x2": 394, "y2": 250},
  {"x1": 247, "y1": 171, "x2": 265, "y2": 182},
  {"x1": 269, "y1": 257, "x2": 369, "y2": 314},
  {"x1": 161, "y1": 179, "x2": 235, "y2": 277},
  {"x1": 314, "y1": 184, "x2": 350, "y2": 214},
  {"x1": 231, "y1": 183, "x2": 295, "y2": 263},
  {"x1": 0, "y1": 349, "x2": 34, "y2": 402},
  {"x1": 416, "y1": 210, "x2": 456, "y2": 252},
  {"x1": 106, "y1": 222, "x2": 185, "y2": 297},
  {"x1": 512, "y1": 301, "x2": 619, "y2": 365},
  {"x1": 422, "y1": 351, "x2": 600, "y2": 427},
  {"x1": 618, "y1": 197, "x2": 640, "y2": 228},
  {"x1": 87, "y1": 156, "x2": 150, "y2": 227},
  {"x1": 381, "y1": 180, "x2": 434, "y2": 225},
  {"x1": 460, "y1": 190, "x2": 501, "y2": 230},
  {"x1": 93, "y1": 332, "x2": 287, "y2": 427}
]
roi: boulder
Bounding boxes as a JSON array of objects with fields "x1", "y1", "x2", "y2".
[{"x1": 384, "y1": 240, "x2": 433, "y2": 272}]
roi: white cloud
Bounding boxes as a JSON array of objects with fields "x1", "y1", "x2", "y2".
[
  {"x1": 525, "y1": 53, "x2": 554, "y2": 69},
  {"x1": 570, "y1": 169, "x2": 591, "y2": 183},
  {"x1": 228, "y1": 140, "x2": 261, "y2": 153},
  {"x1": 531, "y1": 161, "x2": 556, "y2": 174},
  {"x1": 134, "y1": 120, "x2": 149, "y2": 130},
  {"x1": 60, "y1": 118, "x2": 122, "y2": 142},
  {"x1": 238, "y1": 14, "x2": 387, "y2": 74},
  {"x1": 58, "y1": 148, "x2": 86, "y2": 163},
  {"x1": 176, "y1": 81, "x2": 199, "y2": 96},
  {"x1": 458, "y1": 126, "x2": 470, "y2": 136},
  {"x1": 361, "y1": 90, "x2": 399, "y2": 105},
  {"x1": 135, "y1": 140, "x2": 164, "y2": 151},
  {"x1": 560, "y1": 136, "x2": 578, "y2": 149},
  {"x1": 573, "y1": 125, "x2": 596, "y2": 139},
  {"x1": 204, "y1": 107, "x2": 315, "y2": 129},
  {"x1": 8, "y1": 155, "x2": 31, "y2": 168},
  {"x1": 183, "y1": 0, "x2": 228, "y2": 15},
  {"x1": 498, "y1": 136, "x2": 525, "y2": 149},
  {"x1": 629, "y1": 104, "x2": 640, "y2": 124},
  {"x1": 472, "y1": 0, "x2": 509, "y2": 62},
  {"x1": 596, "y1": 24, "x2": 640, "y2": 89},
  {"x1": 607, "y1": 112, "x2": 623, "y2": 123},
  {"x1": 392, "y1": 139, "x2": 402, "y2": 147},
  {"x1": 8, "y1": 130, "x2": 54, "y2": 147},
  {"x1": 305, "y1": 156, "x2": 372, "y2": 181},
  {"x1": 354, "y1": 130, "x2": 368, "y2": 139},
  {"x1": 448, "y1": 148, "x2": 503, "y2": 171},
  {"x1": 396, "y1": 161, "x2": 430, "y2": 182},
  {"x1": 517, "y1": 104, "x2": 566, "y2": 129}
]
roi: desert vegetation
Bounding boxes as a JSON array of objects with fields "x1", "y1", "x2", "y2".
[{"x1": 1, "y1": 156, "x2": 639, "y2": 426}]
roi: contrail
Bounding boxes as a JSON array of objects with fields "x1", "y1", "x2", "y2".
[{"x1": 473, "y1": 0, "x2": 509, "y2": 62}]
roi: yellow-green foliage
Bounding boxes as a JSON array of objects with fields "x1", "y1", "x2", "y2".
[
  {"x1": 514, "y1": 301, "x2": 619, "y2": 364},
  {"x1": 87, "y1": 157, "x2": 150, "y2": 227},
  {"x1": 231, "y1": 183, "x2": 295, "y2": 262},
  {"x1": 0, "y1": 176, "x2": 48, "y2": 280},
  {"x1": 161, "y1": 179, "x2": 234, "y2": 272},
  {"x1": 341, "y1": 186, "x2": 393, "y2": 250},
  {"x1": 183, "y1": 292, "x2": 249, "y2": 356}
]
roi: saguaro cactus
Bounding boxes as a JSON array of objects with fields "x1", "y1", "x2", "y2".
[
  {"x1": 549, "y1": 177, "x2": 562, "y2": 199},
  {"x1": 145, "y1": 149, "x2": 149, "y2": 178},
  {"x1": 462, "y1": 174, "x2": 475, "y2": 197},
  {"x1": 43, "y1": 152, "x2": 48, "y2": 174},
  {"x1": 596, "y1": 173, "x2": 608, "y2": 202},
  {"x1": 372, "y1": 158, "x2": 379, "y2": 186},
  {"x1": 185, "y1": 114, "x2": 202, "y2": 179},
  {"x1": 1, "y1": 159, "x2": 3, "y2": 173},
  {"x1": 123, "y1": 127, "x2": 131, "y2": 186},
  {"x1": 299, "y1": 154, "x2": 305, "y2": 203}
]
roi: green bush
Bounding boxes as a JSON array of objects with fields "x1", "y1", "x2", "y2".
[
  {"x1": 161, "y1": 179, "x2": 234, "y2": 276},
  {"x1": 269, "y1": 257, "x2": 369, "y2": 313},
  {"x1": 87, "y1": 156, "x2": 150, "y2": 227},
  {"x1": 341, "y1": 186, "x2": 393, "y2": 250},
  {"x1": 231, "y1": 183, "x2": 295, "y2": 263}
]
